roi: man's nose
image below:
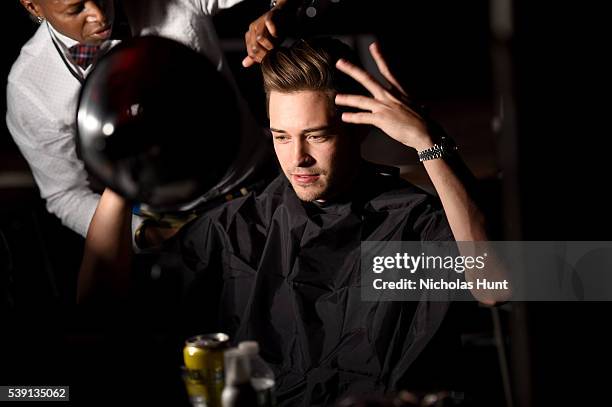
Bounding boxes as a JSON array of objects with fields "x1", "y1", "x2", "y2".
[
  {"x1": 85, "y1": 1, "x2": 108, "y2": 24},
  {"x1": 293, "y1": 138, "x2": 314, "y2": 167}
]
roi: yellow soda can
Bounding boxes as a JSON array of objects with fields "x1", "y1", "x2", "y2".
[{"x1": 183, "y1": 333, "x2": 230, "y2": 407}]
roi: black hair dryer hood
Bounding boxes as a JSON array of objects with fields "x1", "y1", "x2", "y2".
[{"x1": 77, "y1": 36, "x2": 241, "y2": 211}]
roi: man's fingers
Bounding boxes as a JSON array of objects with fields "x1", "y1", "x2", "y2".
[
  {"x1": 341, "y1": 112, "x2": 376, "y2": 125},
  {"x1": 244, "y1": 31, "x2": 267, "y2": 64},
  {"x1": 336, "y1": 59, "x2": 386, "y2": 99},
  {"x1": 242, "y1": 55, "x2": 256, "y2": 67},
  {"x1": 250, "y1": 46, "x2": 267, "y2": 61},
  {"x1": 369, "y1": 42, "x2": 408, "y2": 96},
  {"x1": 264, "y1": 13, "x2": 278, "y2": 37},
  {"x1": 256, "y1": 31, "x2": 275, "y2": 51},
  {"x1": 243, "y1": 13, "x2": 276, "y2": 67},
  {"x1": 335, "y1": 94, "x2": 380, "y2": 111},
  {"x1": 244, "y1": 44, "x2": 265, "y2": 64}
]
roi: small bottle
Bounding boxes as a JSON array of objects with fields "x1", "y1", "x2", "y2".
[
  {"x1": 238, "y1": 341, "x2": 276, "y2": 407},
  {"x1": 222, "y1": 348, "x2": 259, "y2": 407}
]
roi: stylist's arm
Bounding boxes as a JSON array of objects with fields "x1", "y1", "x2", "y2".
[{"x1": 77, "y1": 189, "x2": 133, "y2": 304}]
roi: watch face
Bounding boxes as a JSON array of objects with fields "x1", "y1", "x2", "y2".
[{"x1": 441, "y1": 136, "x2": 458, "y2": 151}]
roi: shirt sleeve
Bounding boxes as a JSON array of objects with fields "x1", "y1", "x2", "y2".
[
  {"x1": 6, "y1": 84, "x2": 99, "y2": 237},
  {"x1": 196, "y1": 0, "x2": 245, "y2": 15},
  {"x1": 162, "y1": 215, "x2": 226, "y2": 330}
]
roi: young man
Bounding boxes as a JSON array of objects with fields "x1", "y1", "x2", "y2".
[{"x1": 79, "y1": 38, "x2": 496, "y2": 404}]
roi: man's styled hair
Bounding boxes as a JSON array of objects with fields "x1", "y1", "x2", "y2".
[{"x1": 260, "y1": 37, "x2": 364, "y2": 114}]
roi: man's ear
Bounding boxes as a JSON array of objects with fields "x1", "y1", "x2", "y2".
[{"x1": 20, "y1": 0, "x2": 43, "y2": 20}]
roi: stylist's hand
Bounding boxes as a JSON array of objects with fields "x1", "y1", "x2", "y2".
[
  {"x1": 242, "y1": 4, "x2": 292, "y2": 67},
  {"x1": 138, "y1": 222, "x2": 181, "y2": 249},
  {"x1": 334, "y1": 42, "x2": 434, "y2": 151},
  {"x1": 136, "y1": 211, "x2": 198, "y2": 249}
]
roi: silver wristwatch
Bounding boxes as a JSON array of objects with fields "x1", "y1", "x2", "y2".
[{"x1": 417, "y1": 136, "x2": 458, "y2": 162}]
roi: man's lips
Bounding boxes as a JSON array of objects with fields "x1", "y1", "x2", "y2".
[
  {"x1": 292, "y1": 174, "x2": 320, "y2": 184},
  {"x1": 91, "y1": 26, "x2": 112, "y2": 39}
]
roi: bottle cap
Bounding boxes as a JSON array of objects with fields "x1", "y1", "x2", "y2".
[{"x1": 238, "y1": 341, "x2": 259, "y2": 355}]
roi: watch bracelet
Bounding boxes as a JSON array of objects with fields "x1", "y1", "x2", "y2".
[{"x1": 418, "y1": 144, "x2": 444, "y2": 162}]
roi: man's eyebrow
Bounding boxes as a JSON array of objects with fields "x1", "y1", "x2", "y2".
[
  {"x1": 302, "y1": 125, "x2": 337, "y2": 134},
  {"x1": 268, "y1": 124, "x2": 336, "y2": 134}
]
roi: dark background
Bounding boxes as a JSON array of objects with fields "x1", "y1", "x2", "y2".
[{"x1": 1, "y1": 0, "x2": 610, "y2": 405}]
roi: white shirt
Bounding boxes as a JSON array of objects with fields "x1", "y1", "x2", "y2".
[{"x1": 6, "y1": 0, "x2": 246, "y2": 238}]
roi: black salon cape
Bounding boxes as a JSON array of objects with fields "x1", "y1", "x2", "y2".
[{"x1": 171, "y1": 162, "x2": 458, "y2": 406}]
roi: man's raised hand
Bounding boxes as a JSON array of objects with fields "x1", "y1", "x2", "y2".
[{"x1": 334, "y1": 42, "x2": 434, "y2": 151}]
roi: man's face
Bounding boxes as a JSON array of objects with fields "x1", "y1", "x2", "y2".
[
  {"x1": 23, "y1": 0, "x2": 114, "y2": 45},
  {"x1": 269, "y1": 90, "x2": 358, "y2": 202}
]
